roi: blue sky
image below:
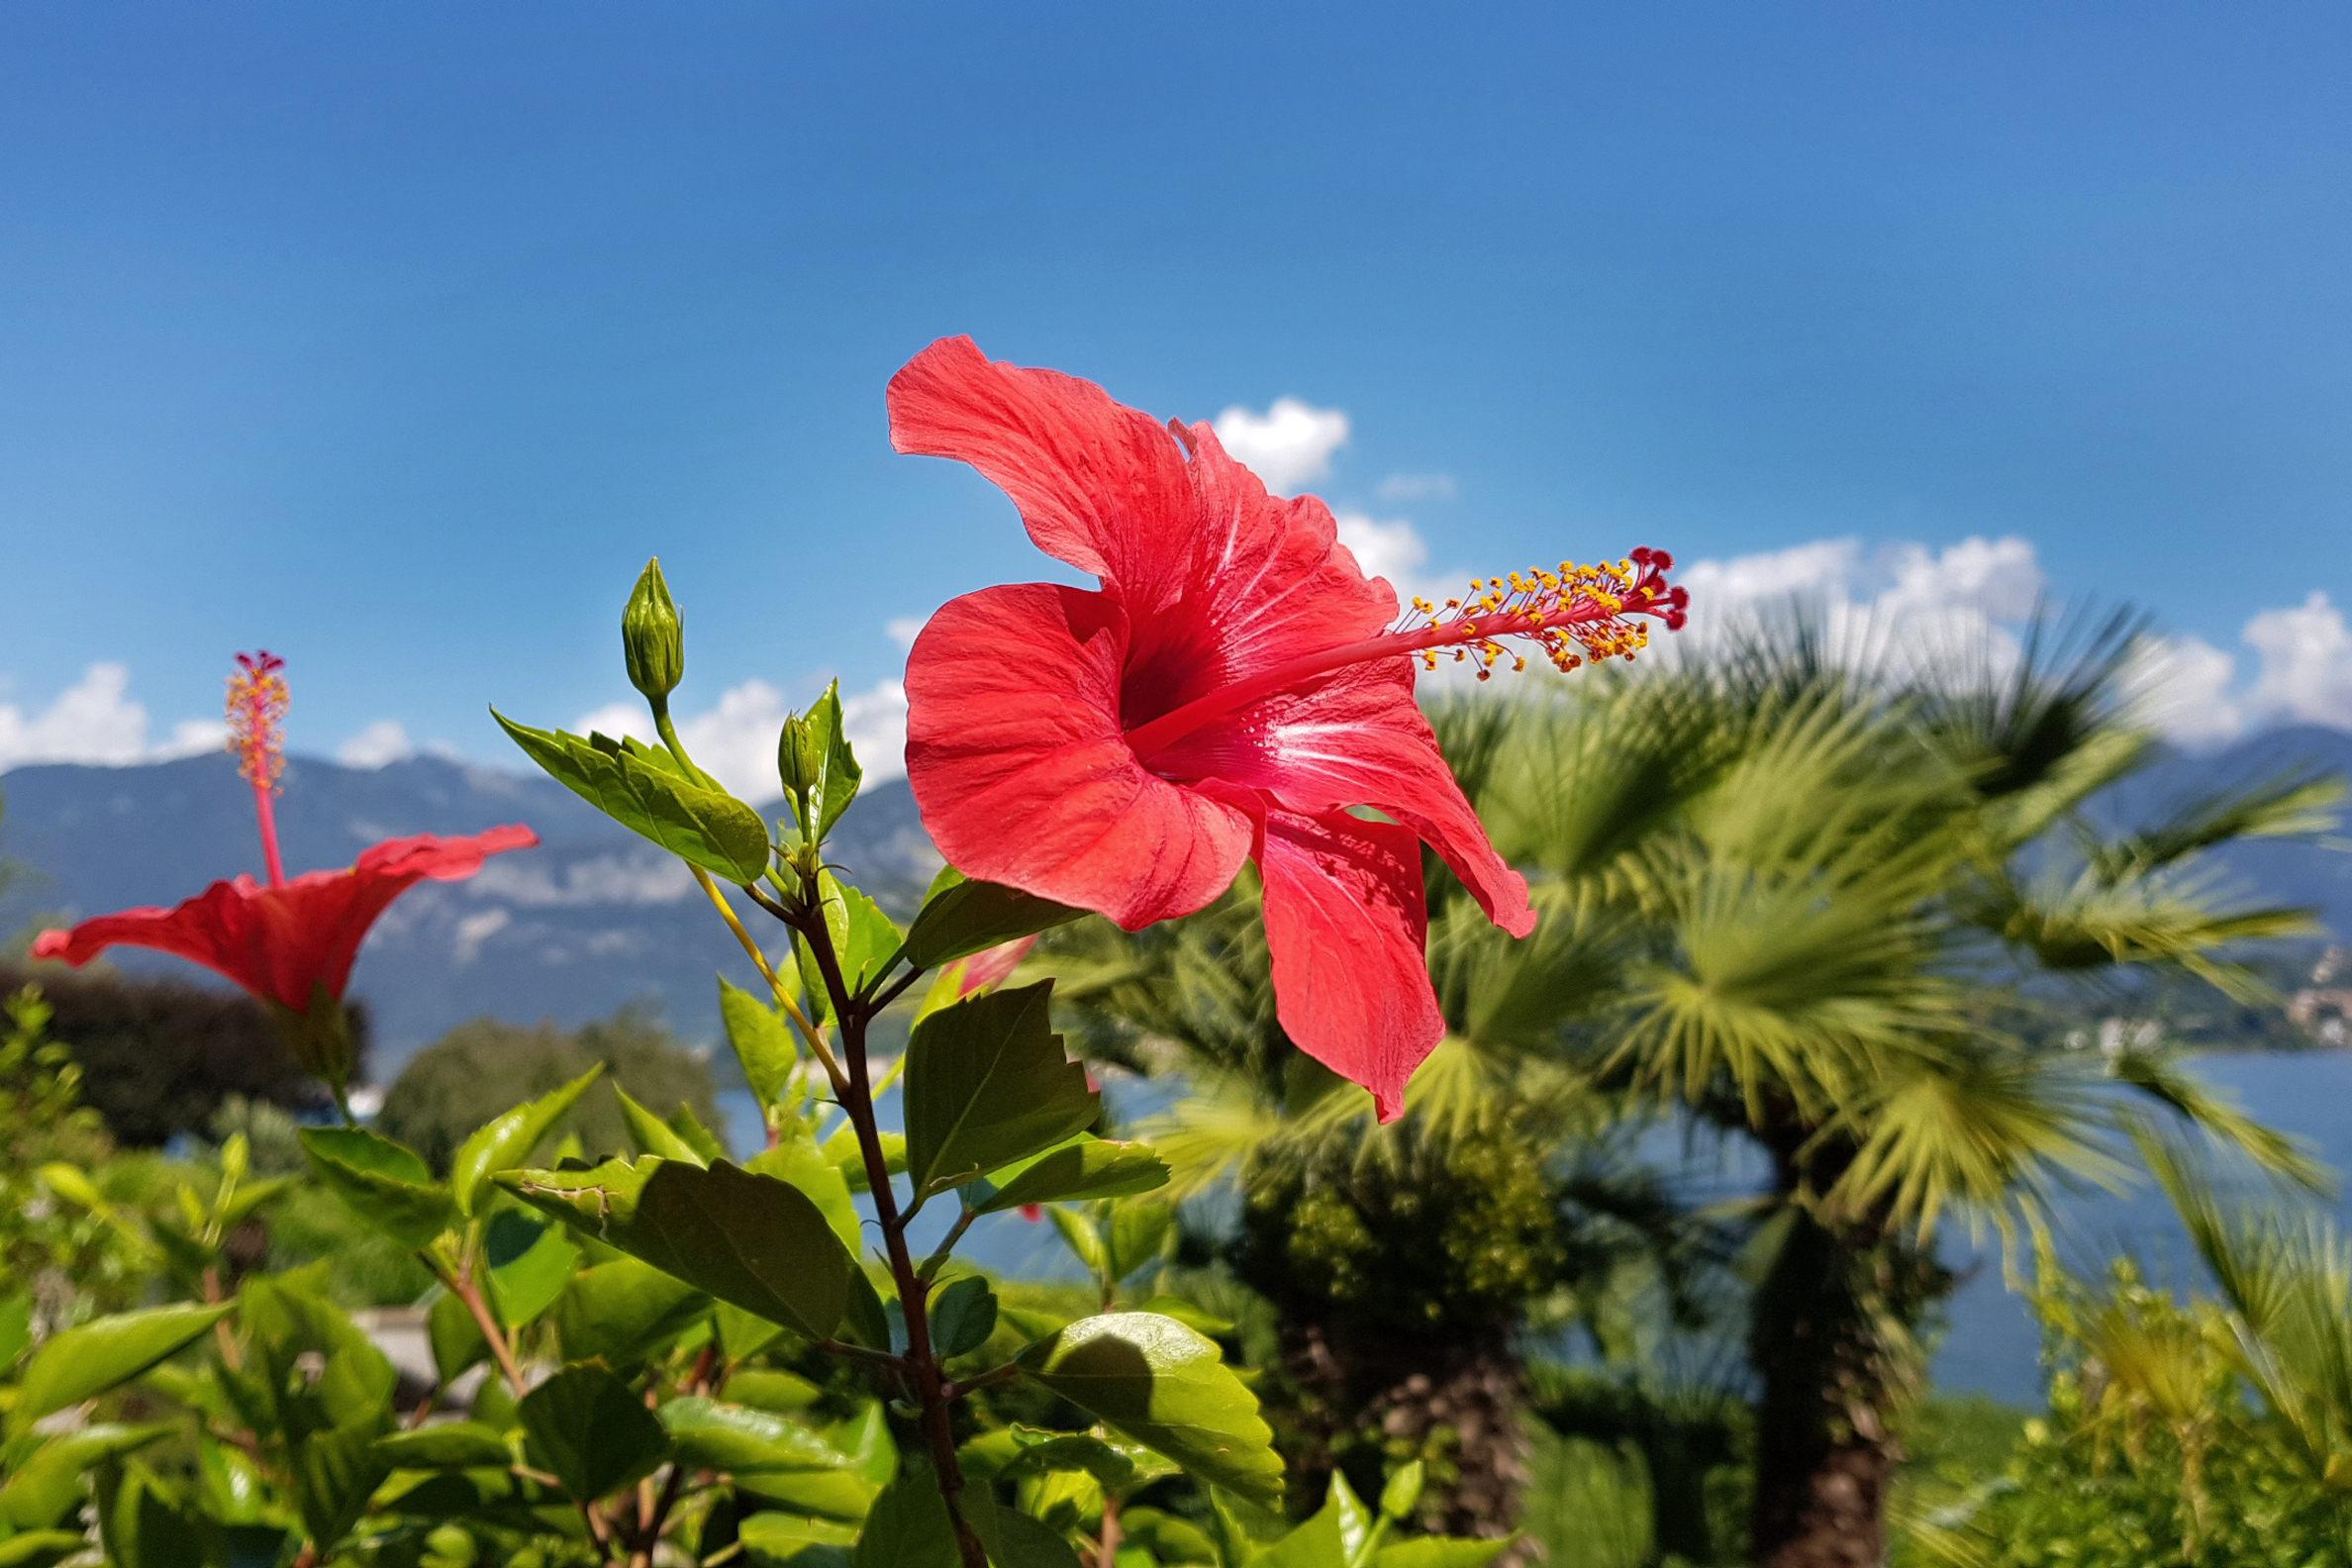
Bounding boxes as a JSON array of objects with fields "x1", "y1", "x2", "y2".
[{"x1": 4, "y1": 3, "x2": 2349, "y2": 791}]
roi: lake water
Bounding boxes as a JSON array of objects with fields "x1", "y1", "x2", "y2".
[{"x1": 720, "y1": 1050, "x2": 2352, "y2": 1407}]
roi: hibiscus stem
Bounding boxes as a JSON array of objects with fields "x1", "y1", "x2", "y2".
[{"x1": 798, "y1": 882, "x2": 989, "y2": 1568}]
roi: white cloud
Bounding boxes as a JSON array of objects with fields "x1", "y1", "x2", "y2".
[
  {"x1": 1212, "y1": 397, "x2": 1350, "y2": 496},
  {"x1": 573, "y1": 675, "x2": 911, "y2": 800},
  {"x1": 1334, "y1": 513, "x2": 1433, "y2": 601},
  {"x1": 0, "y1": 662, "x2": 225, "y2": 771},
  {"x1": 1377, "y1": 472, "x2": 1456, "y2": 502},
  {"x1": 886, "y1": 617, "x2": 926, "y2": 651},
  {"x1": 2245, "y1": 592, "x2": 2352, "y2": 729},
  {"x1": 450, "y1": 908, "x2": 511, "y2": 966},
  {"x1": 2125, "y1": 634, "x2": 2245, "y2": 746},
  {"x1": 338, "y1": 719, "x2": 416, "y2": 769}
]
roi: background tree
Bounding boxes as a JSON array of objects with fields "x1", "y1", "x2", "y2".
[{"x1": 375, "y1": 999, "x2": 720, "y2": 1172}]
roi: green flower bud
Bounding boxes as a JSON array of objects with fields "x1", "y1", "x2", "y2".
[{"x1": 622, "y1": 557, "x2": 684, "y2": 702}]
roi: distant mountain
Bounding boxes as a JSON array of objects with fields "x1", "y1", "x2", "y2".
[
  {"x1": 0, "y1": 752, "x2": 941, "y2": 1075},
  {"x1": 1, "y1": 725, "x2": 2345, "y2": 1077}
]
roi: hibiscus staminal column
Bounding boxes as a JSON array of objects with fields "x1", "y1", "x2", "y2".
[
  {"x1": 1122, "y1": 550, "x2": 1686, "y2": 764},
  {"x1": 227, "y1": 650, "x2": 292, "y2": 887}
]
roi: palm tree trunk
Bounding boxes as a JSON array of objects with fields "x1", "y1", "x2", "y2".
[
  {"x1": 1280, "y1": 1321, "x2": 1533, "y2": 1545},
  {"x1": 1746, "y1": 1156, "x2": 1945, "y2": 1568}
]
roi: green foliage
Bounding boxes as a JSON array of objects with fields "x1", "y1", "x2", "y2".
[
  {"x1": 0, "y1": 986, "x2": 147, "y2": 1317},
  {"x1": 494, "y1": 709, "x2": 773, "y2": 882},
  {"x1": 903, "y1": 982, "x2": 1098, "y2": 1200},
  {"x1": 375, "y1": 1004, "x2": 720, "y2": 1174},
  {"x1": 0, "y1": 960, "x2": 343, "y2": 1145}
]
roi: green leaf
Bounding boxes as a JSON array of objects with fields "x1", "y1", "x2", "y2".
[
  {"x1": 549, "y1": 1257, "x2": 711, "y2": 1366},
  {"x1": 450, "y1": 1065, "x2": 605, "y2": 1215},
  {"x1": 0, "y1": 1423, "x2": 174, "y2": 1529},
  {"x1": 485, "y1": 1211, "x2": 580, "y2": 1327},
  {"x1": 1104, "y1": 1203, "x2": 1175, "y2": 1285},
  {"x1": 657, "y1": 1397, "x2": 847, "y2": 1473},
  {"x1": 824, "y1": 1127, "x2": 906, "y2": 1194},
  {"x1": 851, "y1": 1474, "x2": 960, "y2": 1568},
  {"x1": 1371, "y1": 1541, "x2": 1512, "y2": 1568},
  {"x1": 1254, "y1": 1492, "x2": 1344, "y2": 1568},
  {"x1": 495, "y1": 709, "x2": 772, "y2": 881},
  {"x1": 829, "y1": 1401, "x2": 899, "y2": 1488},
  {"x1": 740, "y1": 1512, "x2": 861, "y2": 1566},
  {"x1": 723, "y1": 975, "x2": 804, "y2": 1114},
  {"x1": 518, "y1": 1363, "x2": 673, "y2": 1502},
  {"x1": 973, "y1": 1494, "x2": 1084, "y2": 1568},
  {"x1": 615, "y1": 1084, "x2": 709, "y2": 1164},
  {"x1": 779, "y1": 681, "x2": 865, "y2": 847},
  {"x1": 728, "y1": 1369, "x2": 825, "y2": 1414},
  {"x1": 796, "y1": 873, "x2": 905, "y2": 1021},
  {"x1": 1044, "y1": 1208, "x2": 1107, "y2": 1279},
  {"x1": 427, "y1": 1290, "x2": 489, "y2": 1383},
  {"x1": 903, "y1": 868, "x2": 1088, "y2": 970},
  {"x1": 839, "y1": 1267, "x2": 894, "y2": 1354},
  {"x1": 1131, "y1": 1296, "x2": 1234, "y2": 1338},
  {"x1": 717, "y1": 1300, "x2": 788, "y2": 1362},
  {"x1": 749, "y1": 1130, "x2": 863, "y2": 1255},
  {"x1": 903, "y1": 982, "x2": 1097, "y2": 1200},
  {"x1": 500, "y1": 1156, "x2": 850, "y2": 1341},
  {"x1": 928, "y1": 1276, "x2": 998, "y2": 1358},
  {"x1": 292, "y1": 1418, "x2": 392, "y2": 1547},
  {"x1": 10, "y1": 1302, "x2": 234, "y2": 1434},
  {"x1": 1378, "y1": 1460, "x2": 1424, "y2": 1521},
  {"x1": 372, "y1": 1422, "x2": 514, "y2": 1470},
  {"x1": 1014, "y1": 1313, "x2": 1282, "y2": 1507},
  {"x1": 0, "y1": 1530, "x2": 87, "y2": 1568},
  {"x1": 298, "y1": 1126, "x2": 456, "y2": 1249},
  {"x1": 741, "y1": 1470, "x2": 883, "y2": 1525},
  {"x1": 968, "y1": 1136, "x2": 1169, "y2": 1215},
  {"x1": 0, "y1": 1291, "x2": 31, "y2": 1369},
  {"x1": 959, "y1": 1428, "x2": 1134, "y2": 1490},
  {"x1": 669, "y1": 1101, "x2": 732, "y2": 1164}
]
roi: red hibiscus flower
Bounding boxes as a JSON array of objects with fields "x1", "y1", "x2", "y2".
[
  {"x1": 32, "y1": 652, "x2": 536, "y2": 1096},
  {"x1": 891, "y1": 338, "x2": 1684, "y2": 1119}
]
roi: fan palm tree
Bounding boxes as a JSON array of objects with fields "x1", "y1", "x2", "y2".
[{"x1": 1041, "y1": 607, "x2": 2341, "y2": 1566}]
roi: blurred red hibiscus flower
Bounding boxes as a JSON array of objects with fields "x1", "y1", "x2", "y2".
[
  {"x1": 33, "y1": 652, "x2": 535, "y2": 1098},
  {"x1": 891, "y1": 338, "x2": 1683, "y2": 1119}
]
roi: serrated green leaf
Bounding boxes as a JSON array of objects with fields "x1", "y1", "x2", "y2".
[
  {"x1": 728, "y1": 1368, "x2": 824, "y2": 1413},
  {"x1": 657, "y1": 1397, "x2": 846, "y2": 1473},
  {"x1": 1371, "y1": 1539, "x2": 1513, "y2": 1568},
  {"x1": 0, "y1": 1423, "x2": 174, "y2": 1529},
  {"x1": 741, "y1": 1511, "x2": 861, "y2": 1566},
  {"x1": 484, "y1": 1211, "x2": 579, "y2": 1327},
  {"x1": 298, "y1": 1126, "x2": 456, "y2": 1249},
  {"x1": 1014, "y1": 1313, "x2": 1282, "y2": 1507},
  {"x1": 496, "y1": 709, "x2": 772, "y2": 881},
  {"x1": 500, "y1": 1156, "x2": 849, "y2": 1341},
  {"x1": 1105, "y1": 1202, "x2": 1175, "y2": 1285},
  {"x1": 10, "y1": 1303, "x2": 234, "y2": 1434},
  {"x1": 723, "y1": 975, "x2": 803, "y2": 1113},
  {"x1": 928, "y1": 1276, "x2": 997, "y2": 1359},
  {"x1": 292, "y1": 1417, "x2": 392, "y2": 1546},
  {"x1": 519, "y1": 1364, "x2": 673, "y2": 1502},
  {"x1": 748, "y1": 1130, "x2": 863, "y2": 1254},
  {"x1": 903, "y1": 982, "x2": 1096, "y2": 1200},
  {"x1": 903, "y1": 867, "x2": 1088, "y2": 971},
  {"x1": 549, "y1": 1257, "x2": 710, "y2": 1366},
  {"x1": 371, "y1": 1422, "x2": 514, "y2": 1470},
  {"x1": 451, "y1": 1065, "x2": 605, "y2": 1215},
  {"x1": 967, "y1": 1136, "x2": 1169, "y2": 1215},
  {"x1": 851, "y1": 1474, "x2": 959, "y2": 1568},
  {"x1": 615, "y1": 1084, "x2": 708, "y2": 1164},
  {"x1": 427, "y1": 1290, "x2": 489, "y2": 1384}
]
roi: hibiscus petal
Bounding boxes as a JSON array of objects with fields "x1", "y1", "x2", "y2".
[
  {"x1": 31, "y1": 826, "x2": 539, "y2": 1014},
  {"x1": 889, "y1": 336, "x2": 1194, "y2": 601},
  {"x1": 905, "y1": 582, "x2": 1254, "y2": 931},
  {"x1": 1157, "y1": 659, "x2": 1536, "y2": 940},
  {"x1": 888, "y1": 341, "x2": 1398, "y2": 730},
  {"x1": 1256, "y1": 806, "x2": 1446, "y2": 1124}
]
